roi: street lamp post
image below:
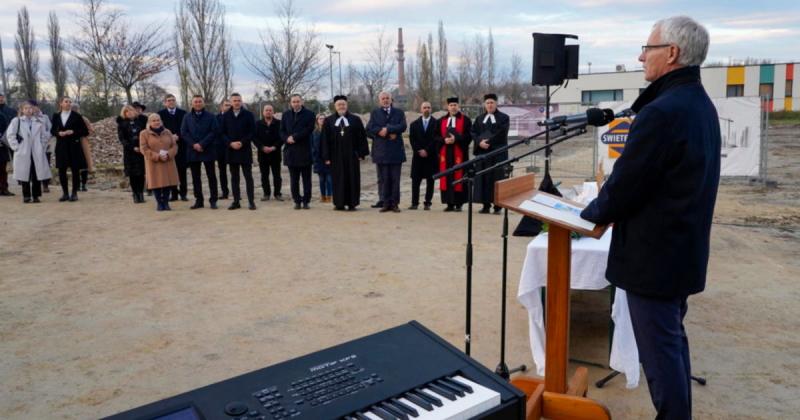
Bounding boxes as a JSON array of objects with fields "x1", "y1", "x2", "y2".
[{"x1": 325, "y1": 44, "x2": 334, "y2": 101}]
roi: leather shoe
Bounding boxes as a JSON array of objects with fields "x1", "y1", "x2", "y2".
[
  {"x1": 424, "y1": 205, "x2": 431, "y2": 211},
  {"x1": 33, "y1": 197, "x2": 41, "y2": 203},
  {"x1": 69, "y1": 193, "x2": 78, "y2": 202},
  {"x1": 249, "y1": 202, "x2": 257, "y2": 210},
  {"x1": 210, "y1": 202, "x2": 218, "y2": 209},
  {"x1": 443, "y1": 206, "x2": 454, "y2": 212},
  {"x1": 392, "y1": 206, "x2": 401, "y2": 213},
  {"x1": 23, "y1": 197, "x2": 32, "y2": 203},
  {"x1": 261, "y1": 196, "x2": 270, "y2": 201},
  {"x1": 180, "y1": 195, "x2": 189, "y2": 202},
  {"x1": 371, "y1": 202, "x2": 384, "y2": 208},
  {"x1": 303, "y1": 203, "x2": 310, "y2": 209},
  {"x1": 408, "y1": 204, "x2": 418, "y2": 210},
  {"x1": 294, "y1": 203, "x2": 301, "y2": 210},
  {"x1": 228, "y1": 201, "x2": 241, "y2": 210},
  {"x1": 379, "y1": 206, "x2": 392, "y2": 213},
  {"x1": 59, "y1": 194, "x2": 70, "y2": 202},
  {"x1": 190, "y1": 202, "x2": 204, "y2": 209},
  {"x1": 274, "y1": 195, "x2": 284, "y2": 201}
]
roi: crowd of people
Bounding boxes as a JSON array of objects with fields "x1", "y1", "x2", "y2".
[{"x1": 0, "y1": 90, "x2": 512, "y2": 213}]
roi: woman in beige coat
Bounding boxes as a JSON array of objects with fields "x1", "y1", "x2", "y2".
[{"x1": 139, "y1": 113, "x2": 178, "y2": 211}]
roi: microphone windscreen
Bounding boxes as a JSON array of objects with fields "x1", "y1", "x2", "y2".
[
  {"x1": 602, "y1": 108, "x2": 615, "y2": 124},
  {"x1": 585, "y1": 108, "x2": 607, "y2": 126}
]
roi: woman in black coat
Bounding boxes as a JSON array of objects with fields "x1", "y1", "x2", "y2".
[
  {"x1": 51, "y1": 97, "x2": 89, "y2": 201},
  {"x1": 117, "y1": 105, "x2": 148, "y2": 203}
]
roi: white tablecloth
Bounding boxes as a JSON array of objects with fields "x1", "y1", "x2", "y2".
[{"x1": 517, "y1": 228, "x2": 640, "y2": 388}]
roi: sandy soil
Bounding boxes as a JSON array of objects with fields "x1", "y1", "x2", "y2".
[{"x1": 1, "y1": 125, "x2": 799, "y2": 419}]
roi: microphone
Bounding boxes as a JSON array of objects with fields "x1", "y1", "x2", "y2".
[{"x1": 538, "y1": 108, "x2": 615, "y2": 127}]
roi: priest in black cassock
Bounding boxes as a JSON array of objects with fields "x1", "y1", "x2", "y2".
[
  {"x1": 321, "y1": 95, "x2": 370, "y2": 211},
  {"x1": 435, "y1": 97, "x2": 472, "y2": 212},
  {"x1": 471, "y1": 93, "x2": 510, "y2": 214}
]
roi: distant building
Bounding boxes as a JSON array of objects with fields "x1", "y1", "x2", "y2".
[{"x1": 549, "y1": 62, "x2": 799, "y2": 111}]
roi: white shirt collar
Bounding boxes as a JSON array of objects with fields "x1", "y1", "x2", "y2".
[
  {"x1": 483, "y1": 113, "x2": 496, "y2": 124},
  {"x1": 448, "y1": 115, "x2": 456, "y2": 128},
  {"x1": 335, "y1": 115, "x2": 350, "y2": 127}
]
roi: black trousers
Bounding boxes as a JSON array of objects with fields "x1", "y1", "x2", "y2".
[
  {"x1": 58, "y1": 166, "x2": 81, "y2": 195},
  {"x1": 288, "y1": 165, "x2": 312, "y2": 204},
  {"x1": 216, "y1": 154, "x2": 229, "y2": 196},
  {"x1": 627, "y1": 291, "x2": 692, "y2": 420},
  {"x1": 0, "y1": 161, "x2": 8, "y2": 193},
  {"x1": 129, "y1": 174, "x2": 145, "y2": 195},
  {"x1": 172, "y1": 160, "x2": 188, "y2": 198},
  {"x1": 258, "y1": 155, "x2": 282, "y2": 197},
  {"x1": 411, "y1": 176, "x2": 434, "y2": 206},
  {"x1": 21, "y1": 156, "x2": 41, "y2": 198},
  {"x1": 229, "y1": 162, "x2": 254, "y2": 203},
  {"x1": 377, "y1": 163, "x2": 402, "y2": 207},
  {"x1": 190, "y1": 161, "x2": 218, "y2": 204},
  {"x1": 374, "y1": 164, "x2": 384, "y2": 205}
]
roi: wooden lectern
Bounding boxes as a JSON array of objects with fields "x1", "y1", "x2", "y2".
[{"x1": 495, "y1": 173, "x2": 612, "y2": 420}]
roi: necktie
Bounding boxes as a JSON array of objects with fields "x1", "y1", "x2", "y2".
[{"x1": 423, "y1": 118, "x2": 428, "y2": 131}]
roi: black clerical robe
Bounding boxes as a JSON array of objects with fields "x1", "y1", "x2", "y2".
[
  {"x1": 321, "y1": 113, "x2": 370, "y2": 208},
  {"x1": 471, "y1": 110, "x2": 510, "y2": 205}
]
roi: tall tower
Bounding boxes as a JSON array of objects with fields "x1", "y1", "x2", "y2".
[{"x1": 396, "y1": 27, "x2": 406, "y2": 98}]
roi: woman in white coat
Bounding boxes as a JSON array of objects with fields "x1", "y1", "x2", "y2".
[{"x1": 4, "y1": 101, "x2": 51, "y2": 202}]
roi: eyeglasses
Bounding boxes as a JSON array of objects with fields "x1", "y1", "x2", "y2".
[{"x1": 641, "y1": 44, "x2": 671, "y2": 54}]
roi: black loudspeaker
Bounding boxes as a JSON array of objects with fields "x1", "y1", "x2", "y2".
[{"x1": 532, "y1": 33, "x2": 579, "y2": 86}]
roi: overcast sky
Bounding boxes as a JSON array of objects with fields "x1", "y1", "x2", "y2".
[{"x1": 2, "y1": 0, "x2": 799, "y2": 99}]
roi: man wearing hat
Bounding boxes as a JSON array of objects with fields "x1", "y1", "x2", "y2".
[
  {"x1": 435, "y1": 97, "x2": 472, "y2": 211},
  {"x1": 471, "y1": 93, "x2": 510, "y2": 214},
  {"x1": 321, "y1": 95, "x2": 370, "y2": 210}
]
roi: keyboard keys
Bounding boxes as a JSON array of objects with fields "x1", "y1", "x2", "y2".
[
  {"x1": 390, "y1": 398, "x2": 419, "y2": 417},
  {"x1": 442, "y1": 377, "x2": 473, "y2": 394},
  {"x1": 403, "y1": 393, "x2": 433, "y2": 411},
  {"x1": 369, "y1": 405, "x2": 396, "y2": 420},
  {"x1": 380, "y1": 402, "x2": 408, "y2": 420},
  {"x1": 434, "y1": 380, "x2": 465, "y2": 397},
  {"x1": 427, "y1": 383, "x2": 457, "y2": 401},
  {"x1": 412, "y1": 389, "x2": 443, "y2": 407}
]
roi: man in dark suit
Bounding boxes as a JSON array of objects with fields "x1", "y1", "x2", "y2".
[
  {"x1": 181, "y1": 94, "x2": 219, "y2": 209},
  {"x1": 408, "y1": 101, "x2": 437, "y2": 210},
  {"x1": 366, "y1": 92, "x2": 407, "y2": 212},
  {"x1": 279, "y1": 94, "x2": 315, "y2": 209},
  {"x1": 254, "y1": 104, "x2": 283, "y2": 201},
  {"x1": 215, "y1": 99, "x2": 231, "y2": 199},
  {"x1": 220, "y1": 93, "x2": 257, "y2": 210},
  {"x1": 158, "y1": 94, "x2": 188, "y2": 201},
  {"x1": 580, "y1": 16, "x2": 719, "y2": 419},
  {"x1": 471, "y1": 93, "x2": 510, "y2": 214},
  {"x1": 51, "y1": 96, "x2": 89, "y2": 201}
]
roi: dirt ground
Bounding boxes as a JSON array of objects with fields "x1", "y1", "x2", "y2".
[{"x1": 1, "y1": 125, "x2": 799, "y2": 420}]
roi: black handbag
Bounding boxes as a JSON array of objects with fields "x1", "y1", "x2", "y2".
[{"x1": 15, "y1": 118, "x2": 23, "y2": 144}]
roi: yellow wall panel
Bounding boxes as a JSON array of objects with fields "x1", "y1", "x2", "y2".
[
  {"x1": 727, "y1": 66, "x2": 745, "y2": 85},
  {"x1": 786, "y1": 97, "x2": 793, "y2": 111}
]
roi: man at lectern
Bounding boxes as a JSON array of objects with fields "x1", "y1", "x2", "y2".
[{"x1": 580, "y1": 16, "x2": 720, "y2": 420}]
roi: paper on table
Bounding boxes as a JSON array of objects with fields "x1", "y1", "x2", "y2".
[{"x1": 520, "y1": 193, "x2": 597, "y2": 231}]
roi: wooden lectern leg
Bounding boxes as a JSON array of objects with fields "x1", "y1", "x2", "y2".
[{"x1": 545, "y1": 225, "x2": 572, "y2": 393}]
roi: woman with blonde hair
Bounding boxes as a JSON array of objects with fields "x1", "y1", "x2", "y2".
[
  {"x1": 5, "y1": 101, "x2": 51, "y2": 202},
  {"x1": 118, "y1": 104, "x2": 148, "y2": 203},
  {"x1": 140, "y1": 113, "x2": 178, "y2": 211}
]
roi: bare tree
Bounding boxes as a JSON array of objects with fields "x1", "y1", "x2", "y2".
[
  {"x1": 243, "y1": 0, "x2": 323, "y2": 105},
  {"x1": 416, "y1": 40, "x2": 434, "y2": 103},
  {"x1": 487, "y1": 28, "x2": 496, "y2": 90},
  {"x1": 134, "y1": 79, "x2": 168, "y2": 109},
  {"x1": 0, "y1": 37, "x2": 8, "y2": 96},
  {"x1": 48, "y1": 12, "x2": 68, "y2": 100},
  {"x1": 221, "y1": 35, "x2": 233, "y2": 98},
  {"x1": 174, "y1": 21, "x2": 191, "y2": 107},
  {"x1": 502, "y1": 52, "x2": 524, "y2": 104},
  {"x1": 14, "y1": 7, "x2": 39, "y2": 100},
  {"x1": 175, "y1": 0, "x2": 232, "y2": 107},
  {"x1": 356, "y1": 27, "x2": 395, "y2": 102},
  {"x1": 449, "y1": 43, "x2": 474, "y2": 106},
  {"x1": 436, "y1": 20, "x2": 448, "y2": 104},
  {"x1": 71, "y1": 0, "x2": 121, "y2": 105},
  {"x1": 405, "y1": 56, "x2": 416, "y2": 101},
  {"x1": 104, "y1": 24, "x2": 175, "y2": 103},
  {"x1": 68, "y1": 58, "x2": 91, "y2": 103}
]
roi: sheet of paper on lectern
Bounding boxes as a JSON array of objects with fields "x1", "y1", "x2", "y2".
[{"x1": 520, "y1": 193, "x2": 597, "y2": 231}]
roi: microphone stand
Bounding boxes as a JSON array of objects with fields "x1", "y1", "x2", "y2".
[
  {"x1": 431, "y1": 123, "x2": 562, "y2": 357},
  {"x1": 464, "y1": 122, "x2": 588, "y2": 378}
]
